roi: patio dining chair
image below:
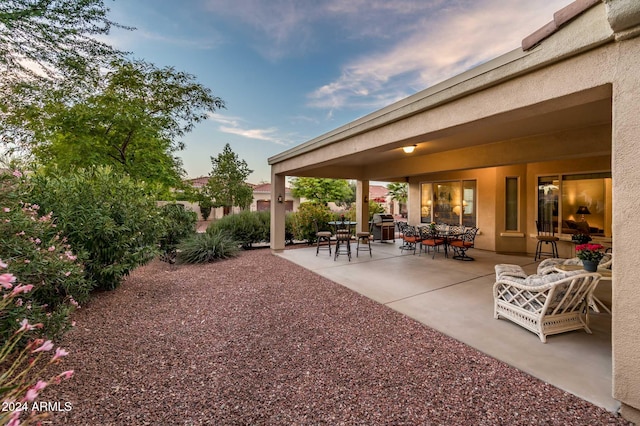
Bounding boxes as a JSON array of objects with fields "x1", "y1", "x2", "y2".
[
  {"x1": 313, "y1": 219, "x2": 332, "y2": 256},
  {"x1": 399, "y1": 223, "x2": 421, "y2": 255},
  {"x1": 355, "y1": 221, "x2": 373, "y2": 257},
  {"x1": 534, "y1": 220, "x2": 559, "y2": 261},
  {"x1": 334, "y1": 218, "x2": 352, "y2": 261},
  {"x1": 449, "y1": 227, "x2": 479, "y2": 261},
  {"x1": 419, "y1": 226, "x2": 447, "y2": 258}
]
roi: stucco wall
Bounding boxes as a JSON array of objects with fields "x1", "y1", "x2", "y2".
[
  {"x1": 409, "y1": 168, "x2": 496, "y2": 252},
  {"x1": 611, "y1": 23, "x2": 640, "y2": 422}
]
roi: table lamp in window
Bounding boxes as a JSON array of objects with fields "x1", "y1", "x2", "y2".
[{"x1": 576, "y1": 205, "x2": 591, "y2": 222}]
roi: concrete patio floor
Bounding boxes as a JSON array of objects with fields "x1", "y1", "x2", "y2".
[{"x1": 275, "y1": 239, "x2": 617, "y2": 413}]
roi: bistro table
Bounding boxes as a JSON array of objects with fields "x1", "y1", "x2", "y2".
[{"x1": 554, "y1": 264, "x2": 612, "y2": 314}]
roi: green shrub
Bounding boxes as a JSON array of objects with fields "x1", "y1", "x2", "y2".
[
  {"x1": 284, "y1": 212, "x2": 296, "y2": 244},
  {"x1": 197, "y1": 192, "x2": 213, "y2": 220},
  {"x1": 27, "y1": 166, "x2": 164, "y2": 291},
  {"x1": 0, "y1": 172, "x2": 86, "y2": 341},
  {"x1": 159, "y1": 203, "x2": 197, "y2": 260},
  {"x1": 344, "y1": 201, "x2": 385, "y2": 222},
  {"x1": 289, "y1": 202, "x2": 333, "y2": 244},
  {"x1": 209, "y1": 210, "x2": 269, "y2": 249},
  {"x1": 176, "y1": 229, "x2": 239, "y2": 263}
]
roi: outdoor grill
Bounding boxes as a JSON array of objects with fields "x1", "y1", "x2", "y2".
[{"x1": 371, "y1": 214, "x2": 395, "y2": 242}]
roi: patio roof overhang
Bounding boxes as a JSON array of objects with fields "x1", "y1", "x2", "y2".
[{"x1": 268, "y1": 2, "x2": 614, "y2": 182}]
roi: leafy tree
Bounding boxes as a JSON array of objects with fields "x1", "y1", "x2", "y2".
[
  {"x1": 206, "y1": 143, "x2": 253, "y2": 214},
  {"x1": 0, "y1": 0, "x2": 126, "y2": 83},
  {"x1": 387, "y1": 182, "x2": 408, "y2": 214},
  {"x1": 0, "y1": 0, "x2": 129, "y2": 147},
  {"x1": 197, "y1": 190, "x2": 214, "y2": 220},
  {"x1": 290, "y1": 177, "x2": 352, "y2": 205},
  {"x1": 14, "y1": 59, "x2": 224, "y2": 192}
]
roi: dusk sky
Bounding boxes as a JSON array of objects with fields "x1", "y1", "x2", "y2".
[{"x1": 104, "y1": 0, "x2": 573, "y2": 183}]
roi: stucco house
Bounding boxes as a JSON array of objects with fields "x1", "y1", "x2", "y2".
[
  {"x1": 250, "y1": 183, "x2": 297, "y2": 213},
  {"x1": 268, "y1": 0, "x2": 640, "y2": 422}
]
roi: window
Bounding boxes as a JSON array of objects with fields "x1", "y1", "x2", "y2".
[
  {"x1": 420, "y1": 180, "x2": 476, "y2": 226},
  {"x1": 537, "y1": 173, "x2": 611, "y2": 237},
  {"x1": 561, "y1": 173, "x2": 611, "y2": 237},
  {"x1": 505, "y1": 177, "x2": 518, "y2": 231}
]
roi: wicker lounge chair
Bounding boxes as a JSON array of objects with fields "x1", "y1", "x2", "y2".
[{"x1": 493, "y1": 265, "x2": 601, "y2": 342}]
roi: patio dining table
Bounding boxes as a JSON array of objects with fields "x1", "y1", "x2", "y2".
[
  {"x1": 328, "y1": 221, "x2": 357, "y2": 233},
  {"x1": 417, "y1": 225, "x2": 464, "y2": 258}
]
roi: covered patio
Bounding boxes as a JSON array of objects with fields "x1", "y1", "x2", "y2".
[
  {"x1": 269, "y1": 1, "x2": 640, "y2": 421},
  {"x1": 277, "y1": 241, "x2": 615, "y2": 411}
]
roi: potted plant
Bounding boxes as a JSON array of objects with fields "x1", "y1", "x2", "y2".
[
  {"x1": 575, "y1": 243, "x2": 605, "y2": 272},
  {"x1": 571, "y1": 233, "x2": 591, "y2": 244}
]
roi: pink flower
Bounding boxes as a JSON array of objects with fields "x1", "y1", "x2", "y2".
[
  {"x1": 48, "y1": 246, "x2": 55, "y2": 252},
  {"x1": 64, "y1": 271, "x2": 71, "y2": 277},
  {"x1": 0, "y1": 273, "x2": 16, "y2": 289},
  {"x1": 11, "y1": 284, "x2": 33, "y2": 296},
  {"x1": 33, "y1": 380, "x2": 47, "y2": 392},
  {"x1": 24, "y1": 380, "x2": 47, "y2": 401},
  {"x1": 23, "y1": 259, "x2": 30, "y2": 264},
  {"x1": 64, "y1": 251, "x2": 77, "y2": 261},
  {"x1": 0, "y1": 259, "x2": 6, "y2": 268},
  {"x1": 16, "y1": 319, "x2": 35, "y2": 333},
  {"x1": 52, "y1": 347, "x2": 69, "y2": 362},
  {"x1": 15, "y1": 298, "x2": 23, "y2": 306},
  {"x1": 34, "y1": 238, "x2": 41, "y2": 244},
  {"x1": 7, "y1": 410, "x2": 21, "y2": 426},
  {"x1": 22, "y1": 388, "x2": 38, "y2": 402},
  {"x1": 12, "y1": 169, "x2": 22, "y2": 178},
  {"x1": 58, "y1": 370, "x2": 74, "y2": 380},
  {"x1": 32, "y1": 340, "x2": 54, "y2": 353}
]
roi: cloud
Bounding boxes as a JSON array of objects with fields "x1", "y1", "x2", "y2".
[
  {"x1": 200, "y1": 0, "x2": 447, "y2": 60},
  {"x1": 208, "y1": 114, "x2": 290, "y2": 146},
  {"x1": 307, "y1": 0, "x2": 570, "y2": 111}
]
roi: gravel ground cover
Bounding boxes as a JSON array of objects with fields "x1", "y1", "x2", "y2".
[{"x1": 51, "y1": 249, "x2": 630, "y2": 425}]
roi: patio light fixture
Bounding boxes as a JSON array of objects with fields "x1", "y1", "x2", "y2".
[
  {"x1": 277, "y1": 194, "x2": 283, "y2": 203},
  {"x1": 402, "y1": 145, "x2": 417, "y2": 154}
]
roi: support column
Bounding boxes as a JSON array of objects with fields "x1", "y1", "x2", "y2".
[
  {"x1": 270, "y1": 171, "x2": 286, "y2": 252},
  {"x1": 356, "y1": 180, "x2": 370, "y2": 233},
  {"x1": 407, "y1": 179, "x2": 420, "y2": 225},
  {"x1": 608, "y1": 0, "x2": 640, "y2": 421}
]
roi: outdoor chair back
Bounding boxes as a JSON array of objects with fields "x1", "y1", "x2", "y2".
[
  {"x1": 535, "y1": 220, "x2": 559, "y2": 261},
  {"x1": 419, "y1": 226, "x2": 447, "y2": 259},
  {"x1": 449, "y1": 226, "x2": 479, "y2": 261}
]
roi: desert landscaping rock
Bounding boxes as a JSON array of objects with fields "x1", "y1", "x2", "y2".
[{"x1": 52, "y1": 249, "x2": 629, "y2": 425}]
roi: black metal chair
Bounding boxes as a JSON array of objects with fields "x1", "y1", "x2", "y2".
[
  {"x1": 356, "y1": 222, "x2": 372, "y2": 257},
  {"x1": 449, "y1": 227, "x2": 479, "y2": 261},
  {"x1": 419, "y1": 225, "x2": 447, "y2": 259},
  {"x1": 313, "y1": 219, "x2": 332, "y2": 256},
  {"x1": 534, "y1": 220, "x2": 559, "y2": 261},
  {"x1": 399, "y1": 223, "x2": 421, "y2": 255},
  {"x1": 334, "y1": 219, "x2": 352, "y2": 261}
]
